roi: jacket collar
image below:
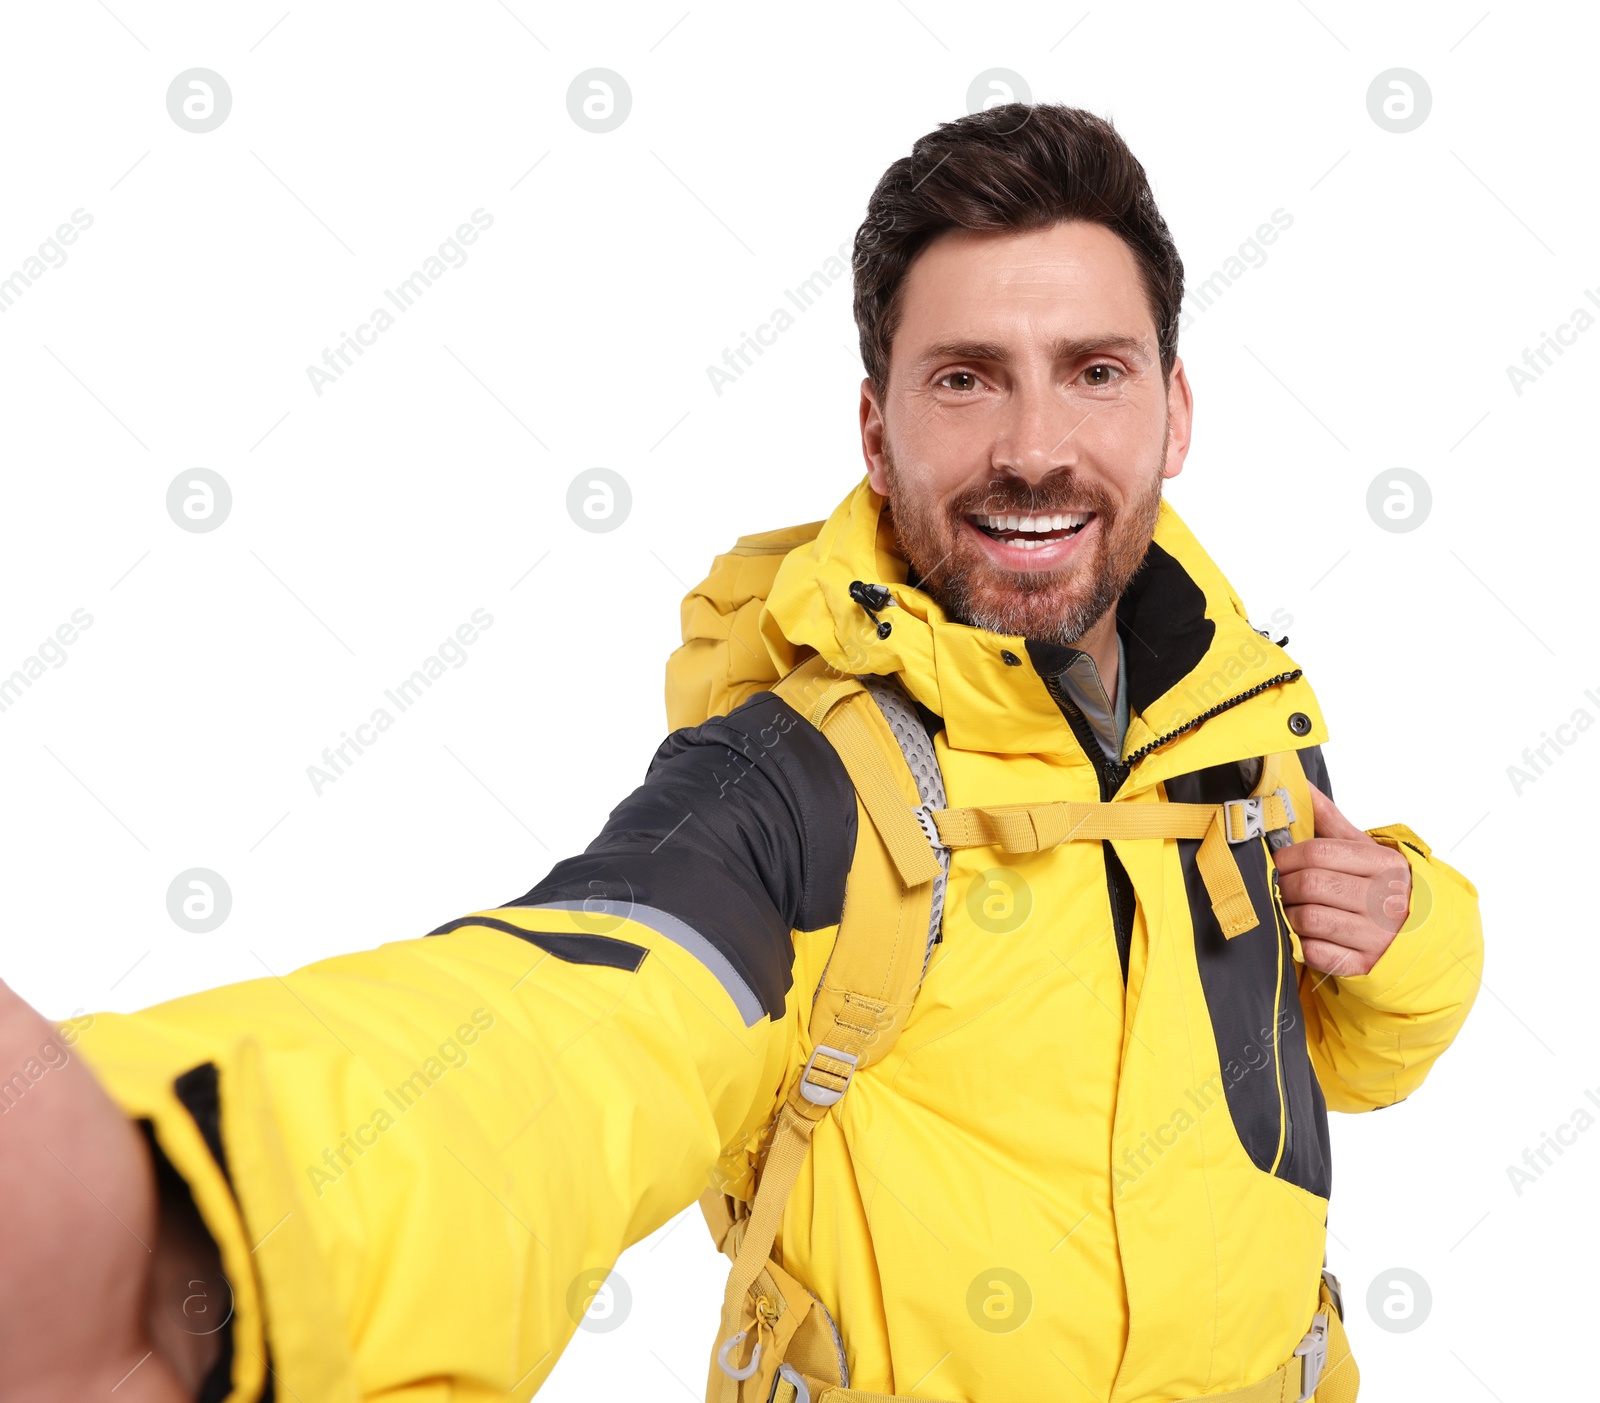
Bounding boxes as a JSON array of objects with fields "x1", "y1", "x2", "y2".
[{"x1": 760, "y1": 478, "x2": 1327, "y2": 787}]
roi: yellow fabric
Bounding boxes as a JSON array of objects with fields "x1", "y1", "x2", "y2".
[
  {"x1": 779, "y1": 1291, "x2": 1356, "y2": 1403},
  {"x1": 74, "y1": 1023, "x2": 281, "y2": 1402},
  {"x1": 800, "y1": 1279, "x2": 1356, "y2": 1403},
  {"x1": 814, "y1": 1387, "x2": 961, "y2": 1403},
  {"x1": 1160, "y1": 1276, "x2": 1357, "y2": 1403},
  {"x1": 76, "y1": 916, "x2": 791, "y2": 1402},
  {"x1": 668, "y1": 522, "x2": 826, "y2": 729},
  {"x1": 66, "y1": 476, "x2": 1479, "y2": 1403}
]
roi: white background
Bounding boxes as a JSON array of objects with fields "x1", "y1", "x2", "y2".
[{"x1": 2, "y1": 2, "x2": 1592, "y2": 1398}]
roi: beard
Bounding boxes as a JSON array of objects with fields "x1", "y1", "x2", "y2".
[{"x1": 880, "y1": 444, "x2": 1166, "y2": 647}]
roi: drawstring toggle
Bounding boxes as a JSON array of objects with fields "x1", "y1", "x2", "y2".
[{"x1": 848, "y1": 580, "x2": 894, "y2": 639}]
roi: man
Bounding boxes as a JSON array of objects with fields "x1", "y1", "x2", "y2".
[{"x1": 0, "y1": 104, "x2": 1480, "y2": 1403}]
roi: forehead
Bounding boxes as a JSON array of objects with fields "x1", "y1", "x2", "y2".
[{"x1": 893, "y1": 220, "x2": 1154, "y2": 354}]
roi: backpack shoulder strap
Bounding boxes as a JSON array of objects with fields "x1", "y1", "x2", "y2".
[
  {"x1": 1252, "y1": 749, "x2": 1316, "y2": 847},
  {"x1": 769, "y1": 654, "x2": 944, "y2": 1078},
  {"x1": 701, "y1": 658, "x2": 949, "y2": 1402}
]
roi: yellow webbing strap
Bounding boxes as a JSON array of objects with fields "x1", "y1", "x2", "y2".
[
  {"x1": 772, "y1": 650, "x2": 863, "y2": 730},
  {"x1": 930, "y1": 792, "x2": 1293, "y2": 940},
  {"x1": 709, "y1": 1085, "x2": 829, "y2": 1403},
  {"x1": 1198, "y1": 819, "x2": 1262, "y2": 940},
  {"x1": 771, "y1": 655, "x2": 940, "y2": 889},
  {"x1": 929, "y1": 794, "x2": 1293, "y2": 850},
  {"x1": 710, "y1": 665, "x2": 941, "y2": 1402},
  {"x1": 709, "y1": 996, "x2": 913, "y2": 1402},
  {"x1": 779, "y1": 1384, "x2": 960, "y2": 1403},
  {"x1": 819, "y1": 698, "x2": 943, "y2": 889}
]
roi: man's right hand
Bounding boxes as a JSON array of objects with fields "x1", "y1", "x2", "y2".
[{"x1": 0, "y1": 978, "x2": 206, "y2": 1402}]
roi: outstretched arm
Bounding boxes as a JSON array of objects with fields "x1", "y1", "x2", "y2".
[{"x1": 0, "y1": 691, "x2": 852, "y2": 1402}]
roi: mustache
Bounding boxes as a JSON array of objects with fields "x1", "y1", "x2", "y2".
[{"x1": 947, "y1": 472, "x2": 1116, "y2": 519}]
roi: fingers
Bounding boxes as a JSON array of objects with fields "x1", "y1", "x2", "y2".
[
  {"x1": 0, "y1": 977, "x2": 52, "y2": 1043},
  {"x1": 1277, "y1": 861, "x2": 1407, "y2": 917},
  {"x1": 1272, "y1": 835, "x2": 1406, "y2": 879},
  {"x1": 1306, "y1": 782, "x2": 1368, "y2": 842},
  {"x1": 1282, "y1": 900, "x2": 1383, "y2": 951},
  {"x1": 1285, "y1": 904, "x2": 1390, "y2": 976},
  {"x1": 1278, "y1": 866, "x2": 1362, "y2": 917},
  {"x1": 0, "y1": 986, "x2": 161, "y2": 1392},
  {"x1": 1298, "y1": 936, "x2": 1382, "y2": 979}
]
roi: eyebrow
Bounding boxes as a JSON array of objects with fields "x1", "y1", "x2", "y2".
[{"x1": 915, "y1": 334, "x2": 1151, "y2": 368}]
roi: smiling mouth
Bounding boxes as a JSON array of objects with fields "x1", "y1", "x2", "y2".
[{"x1": 968, "y1": 510, "x2": 1094, "y2": 552}]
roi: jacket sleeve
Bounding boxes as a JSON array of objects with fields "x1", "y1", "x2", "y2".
[
  {"x1": 1294, "y1": 750, "x2": 1485, "y2": 1113},
  {"x1": 71, "y1": 691, "x2": 855, "y2": 1403}
]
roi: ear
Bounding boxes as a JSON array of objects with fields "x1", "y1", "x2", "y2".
[
  {"x1": 1161, "y1": 358, "x2": 1194, "y2": 482},
  {"x1": 860, "y1": 379, "x2": 890, "y2": 493}
]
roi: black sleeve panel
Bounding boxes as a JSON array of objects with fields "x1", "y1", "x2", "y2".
[{"x1": 506, "y1": 691, "x2": 858, "y2": 1022}]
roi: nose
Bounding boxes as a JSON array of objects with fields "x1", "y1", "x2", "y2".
[{"x1": 990, "y1": 375, "x2": 1088, "y2": 484}]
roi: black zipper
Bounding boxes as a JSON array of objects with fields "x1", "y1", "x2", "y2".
[
  {"x1": 1120, "y1": 670, "x2": 1303, "y2": 769},
  {"x1": 1043, "y1": 673, "x2": 1128, "y2": 801}
]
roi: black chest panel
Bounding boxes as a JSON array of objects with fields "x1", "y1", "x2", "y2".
[{"x1": 1165, "y1": 752, "x2": 1333, "y2": 1201}]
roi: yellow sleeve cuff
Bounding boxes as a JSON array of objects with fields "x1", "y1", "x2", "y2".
[{"x1": 72, "y1": 1016, "x2": 270, "y2": 1403}]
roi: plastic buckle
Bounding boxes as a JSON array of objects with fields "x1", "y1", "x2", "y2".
[
  {"x1": 768, "y1": 1362, "x2": 812, "y2": 1403},
  {"x1": 1293, "y1": 1309, "x2": 1328, "y2": 1402},
  {"x1": 1223, "y1": 796, "x2": 1266, "y2": 843},
  {"x1": 1224, "y1": 788, "x2": 1296, "y2": 844},
  {"x1": 799, "y1": 1044, "x2": 858, "y2": 1107},
  {"x1": 913, "y1": 804, "x2": 947, "y2": 853}
]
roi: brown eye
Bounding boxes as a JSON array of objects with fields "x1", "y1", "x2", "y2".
[
  {"x1": 1083, "y1": 364, "x2": 1119, "y2": 386},
  {"x1": 941, "y1": 371, "x2": 979, "y2": 392}
]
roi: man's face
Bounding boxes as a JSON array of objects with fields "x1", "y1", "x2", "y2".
[{"x1": 861, "y1": 220, "x2": 1193, "y2": 645}]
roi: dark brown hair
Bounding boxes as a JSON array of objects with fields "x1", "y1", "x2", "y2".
[{"x1": 852, "y1": 104, "x2": 1184, "y2": 395}]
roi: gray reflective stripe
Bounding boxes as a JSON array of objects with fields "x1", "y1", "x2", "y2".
[
  {"x1": 519, "y1": 900, "x2": 766, "y2": 1028},
  {"x1": 858, "y1": 674, "x2": 949, "y2": 974}
]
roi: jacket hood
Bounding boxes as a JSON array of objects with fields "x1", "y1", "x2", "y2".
[{"x1": 759, "y1": 477, "x2": 1326, "y2": 788}]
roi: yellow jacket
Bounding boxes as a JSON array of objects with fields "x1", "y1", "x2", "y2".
[{"x1": 73, "y1": 479, "x2": 1482, "y2": 1402}]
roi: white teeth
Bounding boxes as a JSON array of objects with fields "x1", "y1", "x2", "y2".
[{"x1": 977, "y1": 510, "x2": 1092, "y2": 534}]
